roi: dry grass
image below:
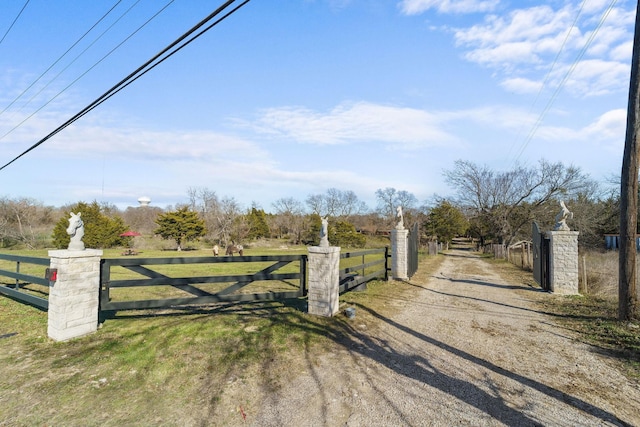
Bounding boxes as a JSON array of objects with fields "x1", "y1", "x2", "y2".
[
  {"x1": 486, "y1": 254, "x2": 640, "y2": 380},
  {"x1": 0, "y1": 249, "x2": 442, "y2": 426},
  {"x1": 579, "y1": 250, "x2": 619, "y2": 298}
]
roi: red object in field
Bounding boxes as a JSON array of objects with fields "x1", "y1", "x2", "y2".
[{"x1": 119, "y1": 231, "x2": 141, "y2": 237}]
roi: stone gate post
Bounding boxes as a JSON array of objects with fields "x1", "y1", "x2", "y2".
[
  {"x1": 391, "y1": 228, "x2": 409, "y2": 280},
  {"x1": 546, "y1": 230, "x2": 579, "y2": 295},
  {"x1": 47, "y1": 249, "x2": 103, "y2": 341},
  {"x1": 307, "y1": 246, "x2": 341, "y2": 316}
]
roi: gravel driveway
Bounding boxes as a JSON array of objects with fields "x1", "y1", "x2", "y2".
[{"x1": 241, "y1": 247, "x2": 640, "y2": 426}]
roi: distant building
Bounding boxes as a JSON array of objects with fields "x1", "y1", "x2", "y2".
[{"x1": 605, "y1": 234, "x2": 640, "y2": 250}]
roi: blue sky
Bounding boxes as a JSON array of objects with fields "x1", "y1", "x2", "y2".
[{"x1": 0, "y1": 0, "x2": 635, "y2": 212}]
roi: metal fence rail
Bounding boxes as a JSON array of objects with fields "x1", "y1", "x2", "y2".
[
  {"x1": 408, "y1": 223, "x2": 419, "y2": 278},
  {"x1": 0, "y1": 253, "x2": 50, "y2": 310},
  {"x1": 100, "y1": 255, "x2": 308, "y2": 312},
  {"x1": 339, "y1": 247, "x2": 389, "y2": 293}
]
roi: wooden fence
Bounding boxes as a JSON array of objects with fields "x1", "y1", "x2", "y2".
[
  {"x1": 0, "y1": 253, "x2": 50, "y2": 310},
  {"x1": 339, "y1": 247, "x2": 389, "y2": 293},
  {"x1": 482, "y1": 242, "x2": 533, "y2": 271}
]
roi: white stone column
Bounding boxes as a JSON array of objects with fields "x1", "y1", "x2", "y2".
[
  {"x1": 391, "y1": 228, "x2": 409, "y2": 280},
  {"x1": 307, "y1": 246, "x2": 340, "y2": 317},
  {"x1": 546, "y1": 231, "x2": 579, "y2": 295},
  {"x1": 47, "y1": 249, "x2": 103, "y2": 341}
]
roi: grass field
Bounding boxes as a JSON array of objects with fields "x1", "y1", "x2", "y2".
[
  {"x1": 0, "y1": 247, "x2": 439, "y2": 426},
  {"x1": 3, "y1": 244, "x2": 639, "y2": 425}
]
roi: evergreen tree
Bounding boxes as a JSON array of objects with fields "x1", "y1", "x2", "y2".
[
  {"x1": 246, "y1": 207, "x2": 270, "y2": 240},
  {"x1": 154, "y1": 207, "x2": 206, "y2": 250},
  {"x1": 52, "y1": 201, "x2": 127, "y2": 249},
  {"x1": 424, "y1": 201, "x2": 469, "y2": 244},
  {"x1": 330, "y1": 220, "x2": 366, "y2": 248}
]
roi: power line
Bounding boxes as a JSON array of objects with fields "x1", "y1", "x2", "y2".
[
  {"x1": 0, "y1": 1, "x2": 123, "y2": 117},
  {"x1": 0, "y1": 0, "x2": 172, "y2": 141},
  {"x1": 507, "y1": 0, "x2": 587, "y2": 161},
  {"x1": 0, "y1": 0, "x2": 251, "y2": 172},
  {"x1": 0, "y1": 0, "x2": 30, "y2": 45},
  {"x1": 511, "y1": 0, "x2": 619, "y2": 164}
]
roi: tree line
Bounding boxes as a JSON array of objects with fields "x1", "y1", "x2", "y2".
[
  {"x1": 0, "y1": 187, "x2": 423, "y2": 250},
  {"x1": 0, "y1": 158, "x2": 626, "y2": 251}
]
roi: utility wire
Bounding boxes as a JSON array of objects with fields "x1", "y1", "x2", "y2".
[
  {"x1": 512, "y1": 0, "x2": 618, "y2": 163},
  {"x1": 0, "y1": 1, "x2": 123, "y2": 117},
  {"x1": 0, "y1": 0, "x2": 170, "y2": 141},
  {"x1": 0, "y1": 0, "x2": 30, "y2": 45},
  {"x1": 507, "y1": 0, "x2": 587, "y2": 162},
  {"x1": 0, "y1": 0, "x2": 251, "y2": 172}
]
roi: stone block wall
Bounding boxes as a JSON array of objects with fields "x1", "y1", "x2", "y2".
[
  {"x1": 391, "y1": 228, "x2": 408, "y2": 280},
  {"x1": 47, "y1": 249, "x2": 103, "y2": 341},
  {"x1": 547, "y1": 231, "x2": 579, "y2": 295},
  {"x1": 307, "y1": 246, "x2": 340, "y2": 317}
]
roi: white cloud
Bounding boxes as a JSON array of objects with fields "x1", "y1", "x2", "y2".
[
  {"x1": 454, "y1": 5, "x2": 575, "y2": 62},
  {"x1": 398, "y1": 0, "x2": 499, "y2": 15},
  {"x1": 252, "y1": 102, "x2": 457, "y2": 149},
  {"x1": 449, "y1": 3, "x2": 635, "y2": 99},
  {"x1": 560, "y1": 59, "x2": 630, "y2": 97},
  {"x1": 583, "y1": 108, "x2": 626, "y2": 141},
  {"x1": 500, "y1": 77, "x2": 543, "y2": 94},
  {"x1": 48, "y1": 124, "x2": 271, "y2": 164},
  {"x1": 610, "y1": 40, "x2": 633, "y2": 62},
  {"x1": 533, "y1": 109, "x2": 625, "y2": 143}
]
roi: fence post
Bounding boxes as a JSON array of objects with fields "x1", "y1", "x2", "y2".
[
  {"x1": 307, "y1": 246, "x2": 341, "y2": 317},
  {"x1": 47, "y1": 249, "x2": 103, "y2": 341},
  {"x1": 582, "y1": 255, "x2": 588, "y2": 294},
  {"x1": 384, "y1": 246, "x2": 390, "y2": 281}
]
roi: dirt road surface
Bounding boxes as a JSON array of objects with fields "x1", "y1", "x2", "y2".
[{"x1": 234, "y1": 247, "x2": 640, "y2": 426}]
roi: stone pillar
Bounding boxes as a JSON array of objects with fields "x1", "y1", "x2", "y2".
[
  {"x1": 307, "y1": 246, "x2": 340, "y2": 317},
  {"x1": 47, "y1": 249, "x2": 103, "y2": 341},
  {"x1": 391, "y1": 228, "x2": 409, "y2": 280},
  {"x1": 546, "y1": 231, "x2": 579, "y2": 295}
]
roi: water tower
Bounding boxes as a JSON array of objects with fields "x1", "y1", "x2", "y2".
[{"x1": 137, "y1": 196, "x2": 151, "y2": 207}]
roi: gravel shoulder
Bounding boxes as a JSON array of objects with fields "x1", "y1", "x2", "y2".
[{"x1": 234, "y1": 247, "x2": 640, "y2": 426}]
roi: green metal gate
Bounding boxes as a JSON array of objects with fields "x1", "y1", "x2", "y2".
[
  {"x1": 408, "y1": 223, "x2": 419, "y2": 278},
  {"x1": 100, "y1": 255, "x2": 307, "y2": 312}
]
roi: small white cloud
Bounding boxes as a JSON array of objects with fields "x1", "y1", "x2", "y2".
[
  {"x1": 583, "y1": 108, "x2": 626, "y2": 140},
  {"x1": 610, "y1": 40, "x2": 633, "y2": 62},
  {"x1": 252, "y1": 102, "x2": 457, "y2": 149},
  {"x1": 500, "y1": 77, "x2": 543, "y2": 94},
  {"x1": 398, "y1": 0, "x2": 499, "y2": 15},
  {"x1": 561, "y1": 59, "x2": 630, "y2": 97}
]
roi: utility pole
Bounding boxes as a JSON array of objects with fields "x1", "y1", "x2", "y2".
[{"x1": 619, "y1": 1, "x2": 640, "y2": 321}]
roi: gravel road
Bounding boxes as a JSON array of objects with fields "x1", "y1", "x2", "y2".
[{"x1": 223, "y1": 247, "x2": 640, "y2": 426}]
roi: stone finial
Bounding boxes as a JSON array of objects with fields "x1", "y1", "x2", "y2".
[
  {"x1": 66, "y1": 212, "x2": 85, "y2": 251},
  {"x1": 319, "y1": 217, "x2": 329, "y2": 247},
  {"x1": 553, "y1": 200, "x2": 573, "y2": 231},
  {"x1": 395, "y1": 206, "x2": 404, "y2": 230}
]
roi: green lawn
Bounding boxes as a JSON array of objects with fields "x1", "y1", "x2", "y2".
[{"x1": 0, "y1": 246, "x2": 426, "y2": 426}]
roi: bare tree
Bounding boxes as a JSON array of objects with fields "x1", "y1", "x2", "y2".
[
  {"x1": 375, "y1": 187, "x2": 418, "y2": 227},
  {"x1": 121, "y1": 204, "x2": 164, "y2": 235},
  {"x1": 216, "y1": 196, "x2": 242, "y2": 246},
  {"x1": 444, "y1": 159, "x2": 593, "y2": 245},
  {"x1": 0, "y1": 197, "x2": 55, "y2": 249},
  {"x1": 305, "y1": 194, "x2": 325, "y2": 216},
  {"x1": 306, "y1": 189, "x2": 369, "y2": 219},
  {"x1": 186, "y1": 187, "x2": 221, "y2": 242},
  {"x1": 272, "y1": 197, "x2": 305, "y2": 243}
]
